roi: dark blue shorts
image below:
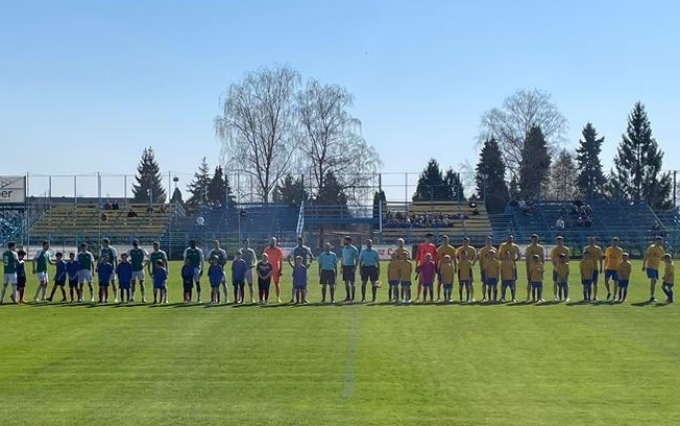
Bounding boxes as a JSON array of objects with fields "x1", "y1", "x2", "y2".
[
  {"x1": 486, "y1": 278, "x2": 498, "y2": 287},
  {"x1": 557, "y1": 282, "x2": 568, "y2": 289},
  {"x1": 581, "y1": 279, "x2": 592, "y2": 287},
  {"x1": 388, "y1": 280, "x2": 400, "y2": 288},
  {"x1": 663, "y1": 282, "x2": 674, "y2": 287},
  {"x1": 119, "y1": 281, "x2": 131, "y2": 290},
  {"x1": 422, "y1": 283, "x2": 433, "y2": 288},
  {"x1": 592, "y1": 270, "x2": 600, "y2": 284},
  {"x1": 531, "y1": 282, "x2": 543, "y2": 289},
  {"x1": 443, "y1": 283, "x2": 453, "y2": 290},
  {"x1": 502, "y1": 280, "x2": 514, "y2": 289},
  {"x1": 646, "y1": 268, "x2": 659, "y2": 280},
  {"x1": 618, "y1": 280, "x2": 629, "y2": 288},
  {"x1": 401, "y1": 281, "x2": 412, "y2": 288},
  {"x1": 605, "y1": 269, "x2": 618, "y2": 281},
  {"x1": 459, "y1": 280, "x2": 471, "y2": 287}
]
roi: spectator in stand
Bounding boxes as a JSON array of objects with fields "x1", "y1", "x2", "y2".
[
  {"x1": 469, "y1": 200, "x2": 477, "y2": 208},
  {"x1": 556, "y1": 217, "x2": 565, "y2": 230},
  {"x1": 576, "y1": 216, "x2": 584, "y2": 227},
  {"x1": 100, "y1": 212, "x2": 108, "y2": 222},
  {"x1": 584, "y1": 217, "x2": 592, "y2": 228},
  {"x1": 112, "y1": 200, "x2": 119, "y2": 210},
  {"x1": 103, "y1": 200, "x2": 112, "y2": 210},
  {"x1": 196, "y1": 216, "x2": 205, "y2": 227},
  {"x1": 160, "y1": 205, "x2": 167, "y2": 214},
  {"x1": 127, "y1": 208, "x2": 138, "y2": 218},
  {"x1": 146, "y1": 206, "x2": 154, "y2": 216},
  {"x1": 472, "y1": 208, "x2": 480, "y2": 216}
]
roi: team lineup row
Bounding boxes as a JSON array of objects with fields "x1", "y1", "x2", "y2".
[{"x1": 0, "y1": 233, "x2": 675, "y2": 306}]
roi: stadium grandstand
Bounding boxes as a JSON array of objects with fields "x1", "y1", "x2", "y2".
[{"x1": 3, "y1": 173, "x2": 680, "y2": 259}]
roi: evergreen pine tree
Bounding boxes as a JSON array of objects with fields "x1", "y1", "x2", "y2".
[
  {"x1": 185, "y1": 157, "x2": 211, "y2": 213},
  {"x1": 475, "y1": 138, "x2": 509, "y2": 213},
  {"x1": 413, "y1": 159, "x2": 448, "y2": 201},
  {"x1": 206, "y1": 166, "x2": 235, "y2": 208},
  {"x1": 518, "y1": 126, "x2": 551, "y2": 200},
  {"x1": 444, "y1": 169, "x2": 465, "y2": 201},
  {"x1": 575, "y1": 123, "x2": 606, "y2": 201},
  {"x1": 546, "y1": 149, "x2": 579, "y2": 201},
  {"x1": 171, "y1": 187, "x2": 183, "y2": 204},
  {"x1": 372, "y1": 190, "x2": 387, "y2": 223},
  {"x1": 612, "y1": 102, "x2": 672, "y2": 209},
  {"x1": 273, "y1": 174, "x2": 308, "y2": 207},
  {"x1": 131, "y1": 147, "x2": 167, "y2": 203}
]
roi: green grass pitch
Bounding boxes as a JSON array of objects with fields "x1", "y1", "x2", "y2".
[{"x1": 0, "y1": 260, "x2": 678, "y2": 426}]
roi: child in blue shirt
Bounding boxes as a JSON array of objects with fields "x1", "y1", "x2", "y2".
[
  {"x1": 289, "y1": 256, "x2": 310, "y2": 304},
  {"x1": 208, "y1": 257, "x2": 224, "y2": 304},
  {"x1": 116, "y1": 253, "x2": 133, "y2": 304},
  {"x1": 97, "y1": 256, "x2": 114, "y2": 303},
  {"x1": 152, "y1": 259, "x2": 168, "y2": 304},
  {"x1": 181, "y1": 259, "x2": 194, "y2": 304},
  {"x1": 231, "y1": 251, "x2": 248, "y2": 304},
  {"x1": 47, "y1": 252, "x2": 68, "y2": 302},
  {"x1": 66, "y1": 253, "x2": 80, "y2": 303}
]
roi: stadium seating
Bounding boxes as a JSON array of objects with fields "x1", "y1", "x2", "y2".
[
  {"x1": 381, "y1": 201, "x2": 493, "y2": 245},
  {"x1": 29, "y1": 203, "x2": 173, "y2": 245}
]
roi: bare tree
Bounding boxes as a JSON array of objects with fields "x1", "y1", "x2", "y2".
[
  {"x1": 296, "y1": 80, "x2": 381, "y2": 203},
  {"x1": 544, "y1": 149, "x2": 579, "y2": 201},
  {"x1": 215, "y1": 66, "x2": 301, "y2": 203},
  {"x1": 479, "y1": 89, "x2": 568, "y2": 181}
]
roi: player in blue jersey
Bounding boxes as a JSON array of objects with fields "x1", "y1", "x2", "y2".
[
  {"x1": 66, "y1": 252, "x2": 80, "y2": 303},
  {"x1": 208, "y1": 257, "x2": 224, "y2": 304},
  {"x1": 96, "y1": 256, "x2": 114, "y2": 303},
  {"x1": 359, "y1": 239, "x2": 381, "y2": 303},
  {"x1": 152, "y1": 259, "x2": 169, "y2": 304},
  {"x1": 47, "y1": 252, "x2": 68, "y2": 302},
  {"x1": 116, "y1": 253, "x2": 133, "y2": 304},
  {"x1": 341, "y1": 236, "x2": 359, "y2": 302}
]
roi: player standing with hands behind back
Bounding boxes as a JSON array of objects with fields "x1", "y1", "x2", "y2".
[{"x1": 183, "y1": 240, "x2": 204, "y2": 303}]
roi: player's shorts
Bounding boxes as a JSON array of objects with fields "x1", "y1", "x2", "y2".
[
  {"x1": 54, "y1": 279, "x2": 66, "y2": 287},
  {"x1": 422, "y1": 282, "x2": 433, "y2": 288},
  {"x1": 258, "y1": 278, "x2": 271, "y2": 291},
  {"x1": 154, "y1": 281, "x2": 167, "y2": 290},
  {"x1": 132, "y1": 270, "x2": 145, "y2": 281},
  {"x1": 17, "y1": 275, "x2": 26, "y2": 289},
  {"x1": 486, "y1": 278, "x2": 498, "y2": 287},
  {"x1": 78, "y1": 270, "x2": 93, "y2": 284},
  {"x1": 244, "y1": 268, "x2": 254, "y2": 284},
  {"x1": 320, "y1": 270, "x2": 336, "y2": 285},
  {"x1": 342, "y1": 265, "x2": 356, "y2": 282},
  {"x1": 232, "y1": 279, "x2": 245, "y2": 288},
  {"x1": 663, "y1": 282, "x2": 674, "y2": 288},
  {"x1": 68, "y1": 278, "x2": 78, "y2": 288},
  {"x1": 443, "y1": 283, "x2": 453, "y2": 290},
  {"x1": 617, "y1": 280, "x2": 629, "y2": 289},
  {"x1": 552, "y1": 270, "x2": 559, "y2": 282},
  {"x1": 192, "y1": 267, "x2": 202, "y2": 281},
  {"x1": 388, "y1": 280, "x2": 400, "y2": 288},
  {"x1": 209, "y1": 280, "x2": 221, "y2": 289},
  {"x1": 293, "y1": 282, "x2": 308, "y2": 290},
  {"x1": 458, "y1": 272, "x2": 474, "y2": 283},
  {"x1": 646, "y1": 268, "x2": 659, "y2": 280},
  {"x1": 182, "y1": 279, "x2": 193, "y2": 293},
  {"x1": 605, "y1": 269, "x2": 618, "y2": 281},
  {"x1": 118, "y1": 280, "x2": 131, "y2": 290},
  {"x1": 360, "y1": 266, "x2": 378, "y2": 282},
  {"x1": 501, "y1": 280, "x2": 514, "y2": 290},
  {"x1": 3, "y1": 273, "x2": 17, "y2": 285},
  {"x1": 401, "y1": 281, "x2": 412, "y2": 288},
  {"x1": 557, "y1": 281, "x2": 568, "y2": 289},
  {"x1": 591, "y1": 270, "x2": 600, "y2": 285},
  {"x1": 581, "y1": 279, "x2": 592, "y2": 286},
  {"x1": 531, "y1": 282, "x2": 543, "y2": 290},
  {"x1": 37, "y1": 271, "x2": 49, "y2": 282},
  {"x1": 459, "y1": 280, "x2": 471, "y2": 287}
]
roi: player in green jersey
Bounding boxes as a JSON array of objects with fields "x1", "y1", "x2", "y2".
[
  {"x1": 76, "y1": 243, "x2": 96, "y2": 303},
  {"x1": 32, "y1": 240, "x2": 53, "y2": 302},
  {"x1": 1, "y1": 242, "x2": 19, "y2": 304},
  {"x1": 128, "y1": 239, "x2": 149, "y2": 303},
  {"x1": 183, "y1": 240, "x2": 205, "y2": 303}
]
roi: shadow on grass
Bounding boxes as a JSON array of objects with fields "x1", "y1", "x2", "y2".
[
  {"x1": 632, "y1": 300, "x2": 655, "y2": 307},
  {"x1": 566, "y1": 300, "x2": 591, "y2": 307},
  {"x1": 535, "y1": 301, "x2": 561, "y2": 307}
]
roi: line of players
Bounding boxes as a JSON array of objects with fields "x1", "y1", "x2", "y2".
[{"x1": 0, "y1": 233, "x2": 675, "y2": 305}]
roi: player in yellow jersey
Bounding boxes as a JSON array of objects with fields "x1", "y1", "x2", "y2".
[
  {"x1": 456, "y1": 238, "x2": 477, "y2": 300},
  {"x1": 438, "y1": 255, "x2": 456, "y2": 303},
  {"x1": 500, "y1": 251, "x2": 517, "y2": 302},
  {"x1": 436, "y1": 235, "x2": 457, "y2": 301},
  {"x1": 524, "y1": 234, "x2": 545, "y2": 302},
  {"x1": 477, "y1": 236, "x2": 495, "y2": 302},
  {"x1": 642, "y1": 236, "x2": 666, "y2": 302},
  {"x1": 457, "y1": 250, "x2": 474, "y2": 302},
  {"x1": 617, "y1": 253, "x2": 632, "y2": 302},
  {"x1": 554, "y1": 253, "x2": 570, "y2": 302},
  {"x1": 483, "y1": 250, "x2": 500, "y2": 302},
  {"x1": 580, "y1": 252, "x2": 595, "y2": 302},
  {"x1": 399, "y1": 251, "x2": 413, "y2": 303},
  {"x1": 387, "y1": 252, "x2": 400, "y2": 303},
  {"x1": 550, "y1": 236, "x2": 570, "y2": 301},
  {"x1": 582, "y1": 237, "x2": 604, "y2": 301},
  {"x1": 528, "y1": 254, "x2": 544, "y2": 303},
  {"x1": 661, "y1": 253, "x2": 674, "y2": 304},
  {"x1": 497, "y1": 235, "x2": 521, "y2": 261},
  {"x1": 604, "y1": 237, "x2": 624, "y2": 301}
]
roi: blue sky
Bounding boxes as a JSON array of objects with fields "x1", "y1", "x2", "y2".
[{"x1": 1, "y1": 0, "x2": 679, "y2": 201}]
